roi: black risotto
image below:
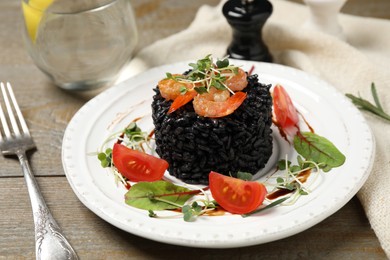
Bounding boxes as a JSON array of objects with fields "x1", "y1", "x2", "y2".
[{"x1": 151, "y1": 74, "x2": 273, "y2": 184}]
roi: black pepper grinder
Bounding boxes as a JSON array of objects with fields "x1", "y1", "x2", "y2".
[{"x1": 222, "y1": 0, "x2": 273, "y2": 62}]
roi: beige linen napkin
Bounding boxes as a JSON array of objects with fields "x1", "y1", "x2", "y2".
[{"x1": 125, "y1": 0, "x2": 390, "y2": 256}]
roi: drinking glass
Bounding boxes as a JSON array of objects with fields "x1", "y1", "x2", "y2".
[{"x1": 22, "y1": 0, "x2": 138, "y2": 90}]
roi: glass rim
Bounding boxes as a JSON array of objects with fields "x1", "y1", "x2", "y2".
[{"x1": 21, "y1": 0, "x2": 123, "y2": 15}]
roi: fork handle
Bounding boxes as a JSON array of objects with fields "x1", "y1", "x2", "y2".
[{"x1": 18, "y1": 152, "x2": 79, "y2": 260}]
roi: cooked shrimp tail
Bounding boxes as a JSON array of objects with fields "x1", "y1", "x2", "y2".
[{"x1": 193, "y1": 90, "x2": 247, "y2": 118}]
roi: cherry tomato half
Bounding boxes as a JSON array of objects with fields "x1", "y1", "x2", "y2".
[
  {"x1": 273, "y1": 84, "x2": 299, "y2": 128},
  {"x1": 209, "y1": 171, "x2": 267, "y2": 214},
  {"x1": 112, "y1": 143, "x2": 168, "y2": 182}
]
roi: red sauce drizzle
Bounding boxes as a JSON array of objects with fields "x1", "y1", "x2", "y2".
[{"x1": 297, "y1": 111, "x2": 315, "y2": 133}]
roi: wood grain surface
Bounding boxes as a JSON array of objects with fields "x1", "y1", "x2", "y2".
[{"x1": 0, "y1": 0, "x2": 389, "y2": 259}]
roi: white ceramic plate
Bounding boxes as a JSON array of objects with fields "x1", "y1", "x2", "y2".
[{"x1": 62, "y1": 60, "x2": 375, "y2": 248}]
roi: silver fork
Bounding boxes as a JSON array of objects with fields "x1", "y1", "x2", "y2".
[{"x1": 0, "y1": 82, "x2": 79, "y2": 260}]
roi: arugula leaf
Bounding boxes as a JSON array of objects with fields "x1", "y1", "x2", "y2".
[
  {"x1": 293, "y1": 132, "x2": 345, "y2": 171},
  {"x1": 125, "y1": 181, "x2": 196, "y2": 210}
]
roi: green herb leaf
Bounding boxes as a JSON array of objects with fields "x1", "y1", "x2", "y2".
[
  {"x1": 125, "y1": 181, "x2": 195, "y2": 211},
  {"x1": 293, "y1": 132, "x2": 346, "y2": 170},
  {"x1": 285, "y1": 183, "x2": 296, "y2": 190},
  {"x1": 371, "y1": 82, "x2": 383, "y2": 111},
  {"x1": 346, "y1": 83, "x2": 390, "y2": 122},
  {"x1": 182, "y1": 202, "x2": 204, "y2": 222},
  {"x1": 290, "y1": 165, "x2": 302, "y2": 173},
  {"x1": 237, "y1": 171, "x2": 253, "y2": 181},
  {"x1": 148, "y1": 210, "x2": 157, "y2": 218},
  {"x1": 97, "y1": 152, "x2": 106, "y2": 161},
  {"x1": 277, "y1": 159, "x2": 291, "y2": 170},
  {"x1": 171, "y1": 55, "x2": 241, "y2": 95},
  {"x1": 179, "y1": 86, "x2": 188, "y2": 95},
  {"x1": 299, "y1": 189, "x2": 308, "y2": 195},
  {"x1": 216, "y1": 58, "x2": 229, "y2": 68},
  {"x1": 188, "y1": 63, "x2": 198, "y2": 70},
  {"x1": 166, "y1": 72, "x2": 174, "y2": 79},
  {"x1": 210, "y1": 79, "x2": 226, "y2": 90},
  {"x1": 182, "y1": 205, "x2": 193, "y2": 222},
  {"x1": 97, "y1": 149, "x2": 112, "y2": 168},
  {"x1": 194, "y1": 86, "x2": 208, "y2": 94},
  {"x1": 124, "y1": 122, "x2": 144, "y2": 142}
]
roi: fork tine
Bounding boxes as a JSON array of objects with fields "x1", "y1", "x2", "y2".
[
  {"x1": 0, "y1": 83, "x2": 12, "y2": 139},
  {"x1": 1, "y1": 82, "x2": 21, "y2": 137},
  {"x1": 6, "y1": 82, "x2": 30, "y2": 136}
]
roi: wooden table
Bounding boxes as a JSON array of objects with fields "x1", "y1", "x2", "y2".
[{"x1": 0, "y1": 0, "x2": 389, "y2": 259}]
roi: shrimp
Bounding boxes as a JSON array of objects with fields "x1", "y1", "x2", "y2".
[
  {"x1": 272, "y1": 84, "x2": 300, "y2": 139},
  {"x1": 168, "y1": 90, "x2": 197, "y2": 114},
  {"x1": 158, "y1": 75, "x2": 192, "y2": 101},
  {"x1": 193, "y1": 88, "x2": 247, "y2": 118},
  {"x1": 223, "y1": 68, "x2": 248, "y2": 91}
]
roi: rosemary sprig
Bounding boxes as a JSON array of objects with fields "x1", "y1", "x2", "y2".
[
  {"x1": 346, "y1": 83, "x2": 390, "y2": 122},
  {"x1": 242, "y1": 197, "x2": 289, "y2": 217}
]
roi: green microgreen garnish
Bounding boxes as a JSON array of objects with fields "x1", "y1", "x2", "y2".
[
  {"x1": 262, "y1": 131, "x2": 345, "y2": 209},
  {"x1": 179, "y1": 86, "x2": 188, "y2": 95},
  {"x1": 96, "y1": 121, "x2": 153, "y2": 188},
  {"x1": 216, "y1": 58, "x2": 229, "y2": 68},
  {"x1": 182, "y1": 201, "x2": 218, "y2": 222},
  {"x1": 164, "y1": 54, "x2": 240, "y2": 95},
  {"x1": 97, "y1": 148, "x2": 112, "y2": 168},
  {"x1": 237, "y1": 171, "x2": 253, "y2": 181},
  {"x1": 272, "y1": 156, "x2": 320, "y2": 203},
  {"x1": 346, "y1": 82, "x2": 390, "y2": 122},
  {"x1": 194, "y1": 86, "x2": 208, "y2": 94},
  {"x1": 124, "y1": 122, "x2": 144, "y2": 142}
]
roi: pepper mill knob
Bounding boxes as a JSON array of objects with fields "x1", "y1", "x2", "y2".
[{"x1": 222, "y1": 0, "x2": 273, "y2": 62}]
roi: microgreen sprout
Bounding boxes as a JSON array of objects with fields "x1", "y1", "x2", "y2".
[
  {"x1": 179, "y1": 86, "x2": 188, "y2": 95},
  {"x1": 164, "y1": 55, "x2": 241, "y2": 95},
  {"x1": 97, "y1": 148, "x2": 112, "y2": 168},
  {"x1": 122, "y1": 122, "x2": 152, "y2": 152},
  {"x1": 265, "y1": 155, "x2": 324, "y2": 206},
  {"x1": 96, "y1": 121, "x2": 154, "y2": 188},
  {"x1": 181, "y1": 200, "x2": 218, "y2": 222}
]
